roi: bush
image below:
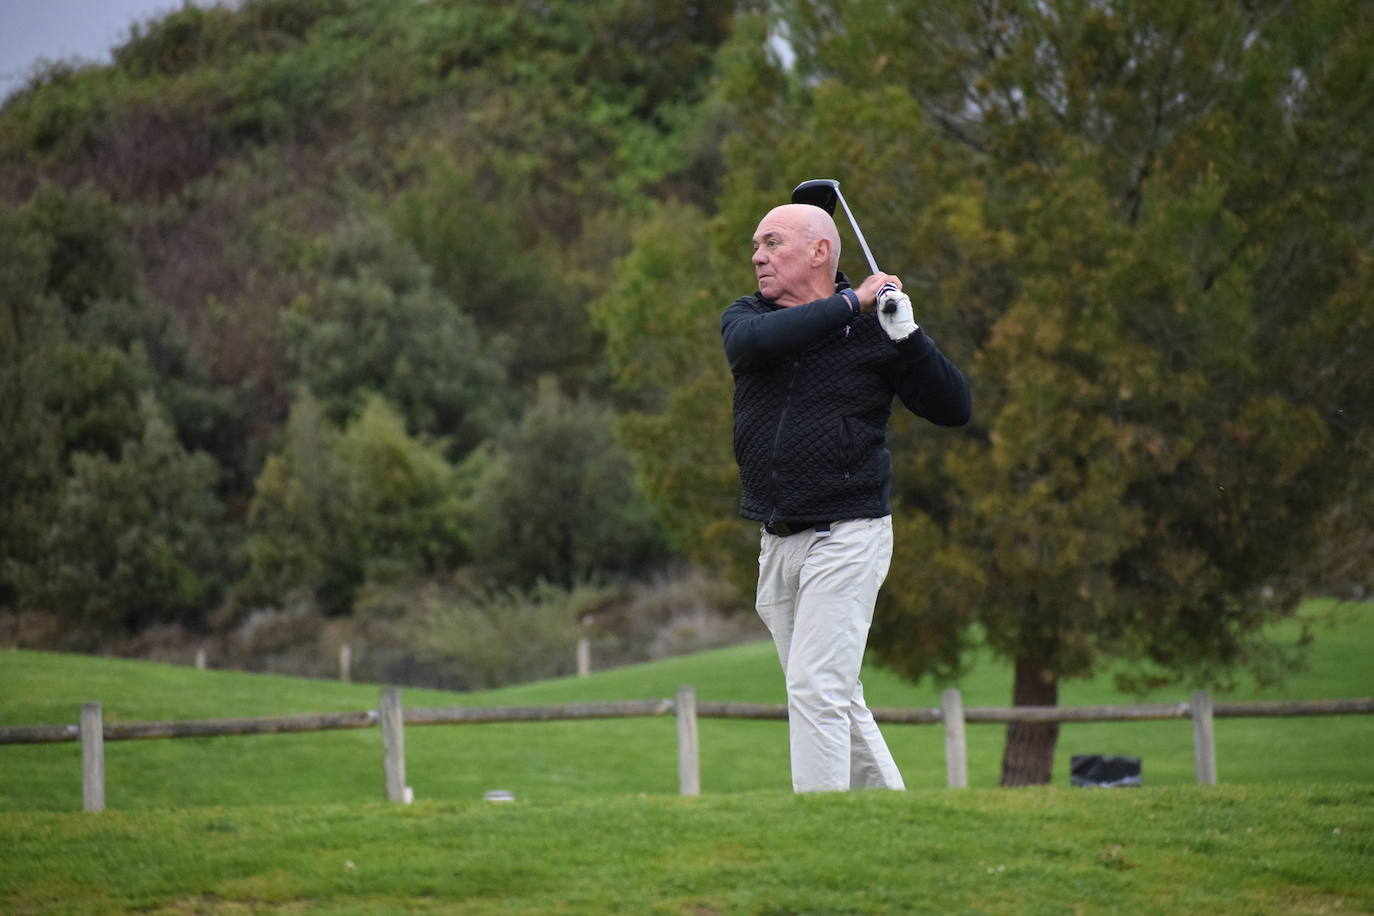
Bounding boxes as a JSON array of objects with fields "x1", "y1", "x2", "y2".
[
  {"x1": 25, "y1": 183, "x2": 138, "y2": 314},
  {"x1": 114, "y1": 5, "x2": 237, "y2": 78},
  {"x1": 349, "y1": 577, "x2": 607, "y2": 691},
  {"x1": 586, "y1": 565, "x2": 759, "y2": 667},
  {"x1": 348, "y1": 564, "x2": 759, "y2": 690},
  {"x1": 243, "y1": 392, "x2": 467, "y2": 614},
  {"x1": 468, "y1": 382, "x2": 668, "y2": 589},
  {"x1": 285, "y1": 218, "x2": 512, "y2": 458},
  {"x1": 31, "y1": 394, "x2": 229, "y2": 631}
]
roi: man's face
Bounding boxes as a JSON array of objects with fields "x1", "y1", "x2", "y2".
[{"x1": 751, "y1": 207, "x2": 825, "y2": 308}]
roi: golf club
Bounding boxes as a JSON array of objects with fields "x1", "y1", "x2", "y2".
[{"x1": 791, "y1": 178, "x2": 897, "y2": 313}]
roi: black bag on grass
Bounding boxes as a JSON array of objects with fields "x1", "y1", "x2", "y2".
[{"x1": 1070, "y1": 755, "x2": 1142, "y2": 788}]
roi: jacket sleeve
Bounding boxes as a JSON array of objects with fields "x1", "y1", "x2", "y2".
[
  {"x1": 887, "y1": 330, "x2": 972, "y2": 427},
  {"x1": 720, "y1": 294, "x2": 853, "y2": 375}
]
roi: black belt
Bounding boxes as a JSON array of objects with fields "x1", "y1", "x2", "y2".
[{"x1": 764, "y1": 520, "x2": 832, "y2": 537}]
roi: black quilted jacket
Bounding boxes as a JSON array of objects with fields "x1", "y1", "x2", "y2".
[{"x1": 721, "y1": 280, "x2": 970, "y2": 526}]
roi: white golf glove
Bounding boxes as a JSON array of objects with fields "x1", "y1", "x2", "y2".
[{"x1": 877, "y1": 284, "x2": 919, "y2": 341}]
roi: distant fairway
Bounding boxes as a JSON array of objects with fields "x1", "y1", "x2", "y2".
[{"x1": 1, "y1": 599, "x2": 1370, "y2": 812}]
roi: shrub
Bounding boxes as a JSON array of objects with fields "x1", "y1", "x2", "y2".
[
  {"x1": 468, "y1": 382, "x2": 668, "y2": 589},
  {"x1": 349, "y1": 576, "x2": 607, "y2": 691},
  {"x1": 285, "y1": 218, "x2": 512, "y2": 458},
  {"x1": 243, "y1": 392, "x2": 467, "y2": 615},
  {"x1": 31, "y1": 394, "x2": 229, "y2": 631}
]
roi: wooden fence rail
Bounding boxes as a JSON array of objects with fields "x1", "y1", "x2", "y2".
[{"x1": 3, "y1": 690, "x2": 1371, "y2": 812}]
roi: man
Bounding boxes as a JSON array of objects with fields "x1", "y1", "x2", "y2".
[{"x1": 721, "y1": 202, "x2": 971, "y2": 792}]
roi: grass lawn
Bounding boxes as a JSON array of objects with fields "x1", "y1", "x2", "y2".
[
  {"x1": 0, "y1": 786, "x2": 1370, "y2": 914},
  {"x1": 0, "y1": 600, "x2": 1371, "y2": 913}
]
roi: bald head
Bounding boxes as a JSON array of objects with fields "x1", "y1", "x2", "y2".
[
  {"x1": 751, "y1": 204, "x2": 842, "y2": 307},
  {"x1": 769, "y1": 204, "x2": 841, "y2": 272}
]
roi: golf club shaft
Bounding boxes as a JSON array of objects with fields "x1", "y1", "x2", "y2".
[
  {"x1": 790, "y1": 179, "x2": 897, "y2": 313},
  {"x1": 833, "y1": 188, "x2": 880, "y2": 276},
  {"x1": 833, "y1": 188, "x2": 897, "y2": 314}
]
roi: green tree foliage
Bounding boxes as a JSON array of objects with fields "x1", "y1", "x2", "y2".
[
  {"x1": 385, "y1": 154, "x2": 599, "y2": 385},
  {"x1": 0, "y1": 185, "x2": 238, "y2": 614},
  {"x1": 23, "y1": 186, "x2": 162, "y2": 462},
  {"x1": 468, "y1": 382, "x2": 667, "y2": 589},
  {"x1": 244, "y1": 393, "x2": 466, "y2": 614},
  {"x1": 593, "y1": 202, "x2": 755, "y2": 585},
  {"x1": 285, "y1": 218, "x2": 513, "y2": 458},
  {"x1": 30, "y1": 395, "x2": 228, "y2": 631},
  {"x1": 0, "y1": 184, "x2": 233, "y2": 470},
  {"x1": 45, "y1": 340, "x2": 147, "y2": 461},
  {"x1": 608, "y1": 0, "x2": 1374, "y2": 784},
  {"x1": 240, "y1": 392, "x2": 351, "y2": 611},
  {"x1": 0, "y1": 207, "x2": 63, "y2": 605},
  {"x1": 23, "y1": 182, "x2": 138, "y2": 313},
  {"x1": 2, "y1": 0, "x2": 751, "y2": 637},
  {"x1": 388, "y1": 158, "x2": 537, "y2": 334},
  {"x1": 337, "y1": 395, "x2": 469, "y2": 586}
]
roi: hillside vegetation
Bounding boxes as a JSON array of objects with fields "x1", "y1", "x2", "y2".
[{"x1": 1, "y1": 0, "x2": 750, "y2": 680}]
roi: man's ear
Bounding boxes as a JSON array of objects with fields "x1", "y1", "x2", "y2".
[{"x1": 812, "y1": 237, "x2": 832, "y2": 268}]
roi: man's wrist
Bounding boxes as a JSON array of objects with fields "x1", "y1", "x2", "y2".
[{"x1": 839, "y1": 288, "x2": 860, "y2": 315}]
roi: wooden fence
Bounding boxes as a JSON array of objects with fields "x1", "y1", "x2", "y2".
[{"x1": 3, "y1": 688, "x2": 1371, "y2": 812}]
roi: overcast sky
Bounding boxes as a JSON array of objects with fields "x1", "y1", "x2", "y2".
[{"x1": 0, "y1": 1, "x2": 219, "y2": 101}]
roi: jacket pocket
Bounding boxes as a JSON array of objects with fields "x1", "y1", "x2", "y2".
[{"x1": 838, "y1": 418, "x2": 855, "y2": 478}]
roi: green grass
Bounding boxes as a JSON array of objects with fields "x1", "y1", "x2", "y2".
[
  {"x1": 2, "y1": 600, "x2": 1371, "y2": 811},
  {"x1": 1, "y1": 601, "x2": 1372, "y2": 913},
  {"x1": 0, "y1": 786, "x2": 1370, "y2": 914}
]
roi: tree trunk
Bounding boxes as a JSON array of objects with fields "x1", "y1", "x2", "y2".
[{"x1": 1000, "y1": 654, "x2": 1059, "y2": 786}]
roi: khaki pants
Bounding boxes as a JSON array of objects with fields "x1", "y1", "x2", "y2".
[{"x1": 755, "y1": 516, "x2": 905, "y2": 792}]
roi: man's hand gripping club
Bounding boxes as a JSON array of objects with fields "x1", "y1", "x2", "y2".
[{"x1": 853, "y1": 273, "x2": 919, "y2": 342}]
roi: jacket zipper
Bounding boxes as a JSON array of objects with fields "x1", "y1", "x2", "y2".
[{"x1": 765, "y1": 358, "x2": 801, "y2": 528}]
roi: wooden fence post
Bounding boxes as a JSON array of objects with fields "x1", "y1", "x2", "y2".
[
  {"x1": 675, "y1": 685, "x2": 700, "y2": 797},
  {"x1": 339, "y1": 645, "x2": 351, "y2": 683},
  {"x1": 195, "y1": 649, "x2": 207, "y2": 670},
  {"x1": 576, "y1": 638, "x2": 590, "y2": 678},
  {"x1": 1191, "y1": 690, "x2": 1217, "y2": 785},
  {"x1": 941, "y1": 688, "x2": 969, "y2": 789},
  {"x1": 80, "y1": 702, "x2": 105, "y2": 813},
  {"x1": 381, "y1": 688, "x2": 406, "y2": 802}
]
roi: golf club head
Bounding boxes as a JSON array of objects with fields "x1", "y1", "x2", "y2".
[
  {"x1": 791, "y1": 178, "x2": 839, "y2": 215},
  {"x1": 792, "y1": 178, "x2": 895, "y2": 312}
]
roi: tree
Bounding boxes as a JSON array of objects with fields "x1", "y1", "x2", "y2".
[
  {"x1": 285, "y1": 218, "x2": 514, "y2": 459},
  {"x1": 2, "y1": 185, "x2": 231, "y2": 611},
  {"x1": 0, "y1": 206, "x2": 63, "y2": 607},
  {"x1": 32, "y1": 394, "x2": 229, "y2": 631},
  {"x1": 609, "y1": 0, "x2": 1374, "y2": 785},
  {"x1": 243, "y1": 392, "x2": 467, "y2": 614},
  {"x1": 592, "y1": 201, "x2": 758, "y2": 586},
  {"x1": 23, "y1": 182, "x2": 139, "y2": 315},
  {"x1": 241, "y1": 392, "x2": 353, "y2": 612},
  {"x1": 336, "y1": 394, "x2": 469, "y2": 587},
  {"x1": 467, "y1": 381, "x2": 667, "y2": 589}
]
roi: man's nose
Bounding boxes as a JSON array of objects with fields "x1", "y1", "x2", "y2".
[{"x1": 751, "y1": 248, "x2": 766, "y2": 265}]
